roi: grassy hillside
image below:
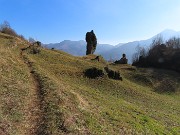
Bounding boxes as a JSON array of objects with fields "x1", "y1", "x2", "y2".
[
  {"x1": 0, "y1": 32, "x2": 180, "y2": 135},
  {"x1": 0, "y1": 33, "x2": 39, "y2": 135}
]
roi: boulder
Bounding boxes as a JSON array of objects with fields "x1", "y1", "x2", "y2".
[{"x1": 115, "y1": 54, "x2": 128, "y2": 64}]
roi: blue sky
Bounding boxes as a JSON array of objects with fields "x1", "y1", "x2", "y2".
[{"x1": 0, "y1": 0, "x2": 180, "y2": 45}]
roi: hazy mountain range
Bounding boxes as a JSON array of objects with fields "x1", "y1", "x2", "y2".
[{"x1": 44, "y1": 29, "x2": 180, "y2": 63}]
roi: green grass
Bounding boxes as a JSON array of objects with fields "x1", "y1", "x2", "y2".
[
  {"x1": 0, "y1": 32, "x2": 180, "y2": 134},
  {"x1": 27, "y1": 47, "x2": 180, "y2": 134}
]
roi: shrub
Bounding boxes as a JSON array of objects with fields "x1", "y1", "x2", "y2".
[
  {"x1": 30, "y1": 46, "x2": 40, "y2": 54},
  {"x1": 104, "y1": 67, "x2": 122, "y2": 80},
  {"x1": 29, "y1": 37, "x2": 36, "y2": 43},
  {"x1": 0, "y1": 21, "x2": 18, "y2": 37},
  {"x1": 84, "y1": 67, "x2": 122, "y2": 80},
  {"x1": 84, "y1": 67, "x2": 105, "y2": 79}
]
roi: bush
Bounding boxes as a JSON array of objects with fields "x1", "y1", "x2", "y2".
[
  {"x1": 84, "y1": 67, "x2": 105, "y2": 79},
  {"x1": 30, "y1": 46, "x2": 40, "y2": 54},
  {"x1": 0, "y1": 21, "x2": 18, "y2": 37},
  {"x1": 104, "y1": 67, "x2": 122, "y2": 80},
  {"x1": 84, "y1": 67, "x2": 122, "y2": 80},
  {"x1": 29, "y1": 37, "x2": 36, "y2": 43}
]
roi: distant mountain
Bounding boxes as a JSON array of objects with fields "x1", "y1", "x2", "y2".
[
  {"x1": 45, "y1": 40, "x2": 86, "y2": 56},
  {"x1": 95, "y1": 44, "x2": 114, "y2": 54},
  {"x1": 159, "y1": 29, "x2": 180, "y2": 40},
  {"x1": 101, "y1": 29, "x2": 180, "y2": 63},
  {"x1": 101, "y1": 39, "x2": 153, "y2": 63},
  {"x1": 44, "y1": 40, "x2": 114, "y2": 56},
  {"x1": 114, "y1": 43, "x2": 125, "y2": 48},
  {"x1": 44, "y1": 29, "x2": 180, "y2": 63}
]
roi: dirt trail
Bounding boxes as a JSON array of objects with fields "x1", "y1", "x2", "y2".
[{"x1": 20, "y1": 49, "x2": 46, "y2": 135}]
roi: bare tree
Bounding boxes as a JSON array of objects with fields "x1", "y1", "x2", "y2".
[
  {"x1": 132, "y1": 44, "x2": 147, "y2": 63},
  {"x1": 150, "y1": 35, "x2": 164, "y2": 48},
  {"x1": 0, "y1": 21, "x2": 17, "y2": 36},
  {"x1": 29, "y1": 37, "x2": 36, "y2": 43},
  {"x1": 166, "y1": 37, "x2": 180, "y2": 49}
]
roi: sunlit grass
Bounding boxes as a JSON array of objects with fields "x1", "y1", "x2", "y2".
[
  {"x1": 28, "y1": 46, "x2": 180, "y2": 134},
  {"x1": 0, "y1": 32, "x2": 180, "y2": 134}
]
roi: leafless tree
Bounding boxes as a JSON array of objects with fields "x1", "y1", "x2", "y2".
[{"x1": 0, "y1": 21, "x2": 18, "y2": 36}]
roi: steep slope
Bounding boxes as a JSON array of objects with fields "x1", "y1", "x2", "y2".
[{"x1": 0, "y1": 33, "x2": 180, "y2": 134}]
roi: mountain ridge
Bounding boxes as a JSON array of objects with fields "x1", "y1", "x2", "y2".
[{"x1": 44, "y1": 29, "x2": 180, "y2": 63}]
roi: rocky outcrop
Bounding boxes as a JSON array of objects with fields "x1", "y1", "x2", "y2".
[
  {"x1": 115, "y1": 54, "x2": 128, "y2": 64},
  {"x1": 85, "y1": 30, "x2": 97, "y2": 55}
]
